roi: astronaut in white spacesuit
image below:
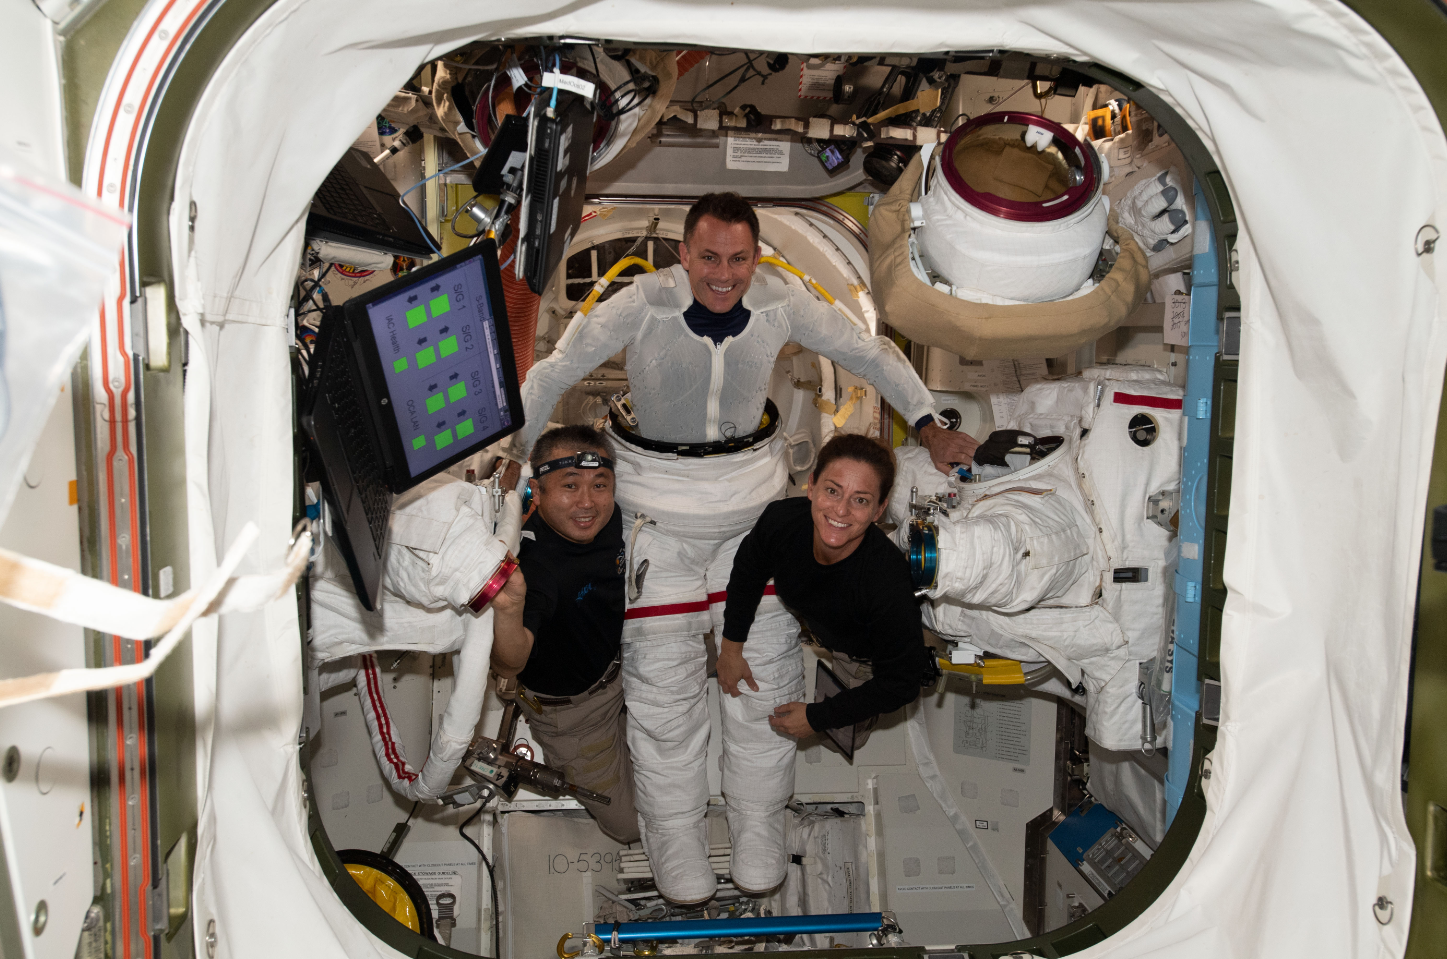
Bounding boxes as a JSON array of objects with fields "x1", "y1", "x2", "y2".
[{"x1": 500, "y1": 193, "x2": 976, "y2": 903}]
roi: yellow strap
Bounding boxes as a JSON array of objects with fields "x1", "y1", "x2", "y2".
[
  {"x1": 813, "y1": 396, "x2": 837, "y2": 416},
  {"x1": 832, "y1": 386, "x2": 868, "y2": 428},
  {"x1": 863, "y1": 88, "x2": 942, "y2": 126}
]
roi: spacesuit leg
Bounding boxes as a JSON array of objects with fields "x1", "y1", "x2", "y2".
[
  {"x1": 621, "y1": 522, "x2": 717, "y2": 903},
  {"x1": 713, "y1": 536, "x2": 805, "y2": 894}
]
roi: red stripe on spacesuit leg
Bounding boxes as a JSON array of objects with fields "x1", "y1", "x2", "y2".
[
  {"x1": 1112, "y1": 391, "x2": 1184, "y2": 410},
  {"x1": 704, "y1": 585, "x2": 777, "y2": 606},
  {"x1": 362, "y1": 655, "x2": 418, "y2": 783},
  {"x1": 624, "y1": 599, "x2": 712, "y2": 620}
]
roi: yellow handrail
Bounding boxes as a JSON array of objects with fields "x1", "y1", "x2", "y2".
[
  {"x1": 759, "y1": 255, "x2": 836, "y2": 305},
  {"x1": 578, "y1": 256, "x2": 657, "y2": 315}
]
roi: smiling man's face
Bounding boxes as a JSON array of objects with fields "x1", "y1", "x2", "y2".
[{"x1": 678, "y1": 214, "x2": 762, "y2": 313}]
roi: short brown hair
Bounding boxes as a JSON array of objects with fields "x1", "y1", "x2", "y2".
[
  {"x1": 684, "y1": 192, "x2": 760, "y2": 245},
  {"x1": 812, "y1": 433, "x2": 896, "y2": 500},
  {"x1": 530, "y1": 424, "x2": 612, "y2": 471}
]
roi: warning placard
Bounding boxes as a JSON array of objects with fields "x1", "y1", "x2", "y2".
[{"x1": 725, "y1": 133, "x2": 791, "y2": 172}]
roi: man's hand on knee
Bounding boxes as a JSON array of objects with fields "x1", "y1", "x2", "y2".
[{"x1": 716, "y1": 638, "x2": 759, "y2": 697}]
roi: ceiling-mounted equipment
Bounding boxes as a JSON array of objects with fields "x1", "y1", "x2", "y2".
[{"x1": 914, "y1": 111, "x2": 1109, "y2": 303}]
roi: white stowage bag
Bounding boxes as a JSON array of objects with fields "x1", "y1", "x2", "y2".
[{"x1": 309, "y1": 475, "x2": 522, "y2": 801}]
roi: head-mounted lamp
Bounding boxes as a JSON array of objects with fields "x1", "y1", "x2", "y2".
[{"x1": 535, "y1": 450, "x2": 615, "y2": 478}]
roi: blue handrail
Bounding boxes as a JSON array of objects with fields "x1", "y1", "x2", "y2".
[{"x1": 594, "y1": 912, "x2": 884, "y2": 943}]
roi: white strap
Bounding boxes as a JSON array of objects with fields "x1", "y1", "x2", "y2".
[{"x1": 0, "y1": 522, "x2": 310, "y2": 708}]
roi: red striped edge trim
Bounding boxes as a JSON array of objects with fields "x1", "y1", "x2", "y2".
[
  {"x1": 625, "y1": 585, "x2": 775, "y2": 620},
  {"x1": 361, "y1": 655, "x2": 417, "y2": 783},
  {"x1": 1113, "y1": 391, "x2": 1183, "y2": 411}
]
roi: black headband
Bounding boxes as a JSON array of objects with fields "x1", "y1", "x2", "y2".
[{"x1": 535, "y1": 450, "x2": 615, "y2": 478}]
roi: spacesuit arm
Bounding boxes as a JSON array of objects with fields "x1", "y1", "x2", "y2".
[
  {"x1": 502, "y1": 285, "x2": 646, "y2": 462},
  {"x1": 784, "y1": 288, "x2": 937, "y2": 426},
  {"x1": 932, "y1": 490, "x2": 1094, "y2": 612}
]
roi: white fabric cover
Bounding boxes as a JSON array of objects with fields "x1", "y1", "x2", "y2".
[
  {"x1": 309, "y1": 476, "x2": 517, "y2": 801},
  {"x1": 162, "y1": 0, "x2": 1445, "y2": 956},
  {"x1": 503, "y1": 263, "x2": 935, "y2": 459},
  {"x1": 916, "y1": 157, "x2": 1107, "y2": 303}
]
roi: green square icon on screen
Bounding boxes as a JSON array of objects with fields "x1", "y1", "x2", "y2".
[
  {"x1": 447, "y1": 383, "x2": 467, "y2": 403},
  {"x1": 412, "y1": 436, "x2": 426, "y2": 450},
  {"x1": 393, "y1": 358, "x2": 408, "y2": 373},
  {"x1": 406, "y1": 306, "x2": 427, "y2": 328},
  {"x1": 416, "y1": 347, "x2": 437, "y2": 368},
  {"x1": 426, "y1": 393, "x2": 446, "y2": 414},
  {"x1": 434, "y1": 430, "x2": 453, "y2": 450},
  {"x1": 456, "y1": 418, "x2": 475, "y2": 439},
  {"x1": 429, "y1": 295, "x2": 450, "y2": 317},
  {"x1": 439, "y1": 335, "x2": 459, "y2": 358}
]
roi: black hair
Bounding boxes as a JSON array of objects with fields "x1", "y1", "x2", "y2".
[
  {"x1": 530, "y1": 424, "x2": 613, "y2": 471},
  {"x1": 811, "y1": 433, "x2": 896, "y2": 501},
  {"x1": 683, "y1": 192, "x2": 760, "y2": 245}
]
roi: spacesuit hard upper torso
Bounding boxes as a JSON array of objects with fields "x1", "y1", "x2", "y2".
[{"x1": 508, "y1": 263, "x2": 936, "y2": 456}]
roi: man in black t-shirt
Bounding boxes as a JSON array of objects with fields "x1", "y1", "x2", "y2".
[{"x1": 489, "y1": 425, "x2": 638, "y2": 843}]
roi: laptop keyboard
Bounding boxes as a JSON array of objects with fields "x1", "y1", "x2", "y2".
[
  {"x1": 321, "y1": 327, "x2": 391, "y2": 557},
  {"x1": 315, "y1": 165, "x2": 391, "y2": 233}
]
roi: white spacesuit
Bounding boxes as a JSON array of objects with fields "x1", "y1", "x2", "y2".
[
  {"x1": 309, "y1": 472, "x2": 522, "y2": 802},
  {"x1": 505, "y1": 262, "x2": 937, "y2": 902}
]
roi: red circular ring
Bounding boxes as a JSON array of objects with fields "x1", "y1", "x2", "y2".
[
  {"x1": 467, "y1": 553, "x2": 519, "y2": 613},
  {"x1": 937, "y1": 111, "x2": 1097, "y2": 223}
]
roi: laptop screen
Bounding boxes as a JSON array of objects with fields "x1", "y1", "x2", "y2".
[{"x1": 357, "y1": 246, "x2": 518, "y2": 483}]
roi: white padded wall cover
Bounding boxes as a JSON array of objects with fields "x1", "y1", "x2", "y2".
[{"x1": 158, "y1": 0, "x2": 1445, "y2": 956}]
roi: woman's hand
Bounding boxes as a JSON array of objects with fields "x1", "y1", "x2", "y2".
[
  {"x1": 716, "y1": 638, "x2": 759, "y2": 697},
  {"x1": 768, "y1": 702, "x2": 814, "y2": 738}
]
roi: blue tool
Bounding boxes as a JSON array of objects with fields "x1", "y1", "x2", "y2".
[{"x1": 594, "y1": 912, "x2": 884, "y2": 943}]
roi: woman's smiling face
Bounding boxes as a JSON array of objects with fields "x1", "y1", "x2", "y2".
[{"x1": 807, "y1": 457, "x2": 889, "y2": 565}]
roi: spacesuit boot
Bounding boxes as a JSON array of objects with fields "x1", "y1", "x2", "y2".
[
  {"x1": 719, "y1": 627, "x2": 805, "y2": 894},
  {"x1": 623, "y1": 636, "x2": 717, "y2": 904}
]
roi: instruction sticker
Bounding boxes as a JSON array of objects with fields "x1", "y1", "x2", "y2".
[
  {"x1": 726, "y1": 132, "x2": 791, "y2": 172},
  {"x1": 895, "y1": 884, "x2": 977, "y2": 893},
  {"x1": 407, "y1": 864, "x2": 464, "y2": 912},
  {"x1": 954, "y1": 693, "x2": 1031, "y2": 765},
  {"x1": 799, "y1": 59, "x2": 845, "y2": 99},
  {"x1": 1164, "y1": 293, "x2": 1192, "y2": 346}
]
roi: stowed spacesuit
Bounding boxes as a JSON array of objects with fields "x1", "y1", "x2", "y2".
[
  {"x1": 889, "y1": 366, "x2": 1182, "y2": 751},
  {"x1": 504, "y1": 262, "x2": 938, "y2": 902},
  {"x1": 309, "y1": 472, "x2": 523, "y2": 802}
]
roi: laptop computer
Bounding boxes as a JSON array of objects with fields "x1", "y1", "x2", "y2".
[
  {"x1": 300, "y1": 240, "x2": 523, "y2": 609},
  {"x1": 307, "y1": 147, "x2": 438, "y2": 259},
  {"x1": 516, "y1": 89, "x2": 595, "y2": 294}
]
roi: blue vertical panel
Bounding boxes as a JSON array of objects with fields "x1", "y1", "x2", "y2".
[{"x1": 1167, "y1": 184, "x2": 1218, "y2": 822}]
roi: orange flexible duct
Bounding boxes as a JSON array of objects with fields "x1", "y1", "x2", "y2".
[
  {"x1": 497, "y1": 230, "x2": 539, "y2": 383},
  {"x1": 675, "y1": 50, "x2": 709, "y2": 76}
]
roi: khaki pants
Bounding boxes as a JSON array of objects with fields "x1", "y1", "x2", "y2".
[{"x1": 523, "y1": 668, "x2": 641, "y2": 845}]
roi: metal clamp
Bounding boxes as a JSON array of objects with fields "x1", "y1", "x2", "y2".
[{"x1": 557, "y1": 932, "x2": 605, "y2": 958}]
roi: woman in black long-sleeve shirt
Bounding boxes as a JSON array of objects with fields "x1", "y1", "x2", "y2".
[{"x1": 717, "y1": 434, "x2": 933, "y2": 737}]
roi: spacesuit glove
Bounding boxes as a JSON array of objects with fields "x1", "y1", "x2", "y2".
[{"x1": 1119, "y1": 170, "x2": 1191, "y2": 252}]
